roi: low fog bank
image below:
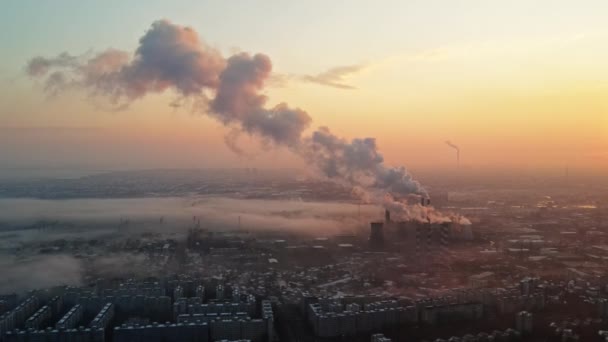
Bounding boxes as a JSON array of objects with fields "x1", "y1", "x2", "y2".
[
  {"x1": 0, "y1": 253, "x2": 154, "y2": 295},
  {"x1": 0, "y1": 254, "x2": 82, "y2": 294},
  {"x1": 90, "y1": 253, "x2": 151, "y2": 279},
  {"x1": 0, "y1": 197, "x2": 381, "y2": 294},
  {"x1": 0, "y1": 197, "x2": 379, "y2": 238}
]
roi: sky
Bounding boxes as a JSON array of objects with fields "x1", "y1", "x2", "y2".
[{"x1": 0, "y1": 0, "x2": 607, "y2": 175}]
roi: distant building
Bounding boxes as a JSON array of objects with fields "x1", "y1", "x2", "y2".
[
  {"x1": 469, "y1": 272, "x2": 494, "y2": 288},
  {"x1": 217, "y1": 285, "x2": 225, "y2": 300},
  {"x1": 0, "y1": 296, "x2": 39, "y2": 336},
  {"x1": 515, "y1": 311, "x2": 533, "y2": 334},
  {"x1": 56, "y1": 304, "x2": 84, "y2": 330},
  {"x1": 90, "y1": 303, "x2": 114, "y2": 330},
  {"x1": 113, "y1": 322, "x2": 210, "y2": 342},
  {"x1": 25, "y1": 305, "x2": 51, "y2": 330},
  {"x1": 306, "y1": 297, "x2": 416, "y2": 338}
]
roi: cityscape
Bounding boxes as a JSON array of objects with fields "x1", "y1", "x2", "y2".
[
  {"x1": 0, "y1": 169, "x2": 606, "y2": 341},
  {"x1": 1, "y1": 1, "x2": 607, "y2": 342}
]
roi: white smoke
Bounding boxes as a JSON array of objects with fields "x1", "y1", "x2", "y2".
[
  {"x1": 27, "y1": 19, "x2": 436, "y2": 217},
  {"x1": 382, "y1": 193, "x2": 467, "y2": 224}
]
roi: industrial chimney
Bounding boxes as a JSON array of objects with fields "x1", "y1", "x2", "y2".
[
  {"x1": 369, "y1": 222, "x2": 385, "y2": 250},
  {"x1": 420, "y1": 197, "x2": 431, "y2": 207}
]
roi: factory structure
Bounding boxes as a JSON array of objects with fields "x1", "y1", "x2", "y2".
[{"x1": 368, "y1": 197, "x2": 473, "y2": 256}]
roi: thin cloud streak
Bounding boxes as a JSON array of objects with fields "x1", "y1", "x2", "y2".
[
  {"x1": 269, "y1": 64, "x2": 368, "y2": 90},
  {"x1": 299, "y1": 64, "x2": 368, "y2": 89}
]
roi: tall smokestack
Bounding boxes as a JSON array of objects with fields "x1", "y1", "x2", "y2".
[
  {"x1": 415, "y1": 223, "x2": 421, "y2": 258},
  {"x1": 369, "y1": 222, "x2": 385, "y2": 250},
  {"x1": 445, "y1": 140, "x2": 460, "y2": 167},
  {"x1": 426, "y1": 218, "x2": 432, "y2": 257},
  {"x1": 440, "y1": 222, "x2": 450, "y2": 256},
  {"x1": 385, "y1": 209, "x2": 391, "y2": 223}
]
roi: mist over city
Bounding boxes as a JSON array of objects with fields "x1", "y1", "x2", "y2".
[{"x1": 0, "y1": 2, "x2": 607, "y2": 342}]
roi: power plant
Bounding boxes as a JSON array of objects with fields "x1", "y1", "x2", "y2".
[{"x1": 368, "y1": 198, "x2": 472, "y2": 260}]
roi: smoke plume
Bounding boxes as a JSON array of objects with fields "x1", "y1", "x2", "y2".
[
  {"x1": 303, "y1": 127, "x2": 426, "y2": 199},
  {"x1": 26, "y1": 21, "x2": 225, "y2": 104},
  {"x1": 26, "y1": 19, "x2": 428, "y2": 216},
  {"x1": 445, "y1": 140, "x2": 460, "y2": 166},
  {"x1": 382, "y1": 193, "x2": 469, "y2": 224},
  {"x1": 210, "y1": 52, "x2": 311, "y2": 147}
]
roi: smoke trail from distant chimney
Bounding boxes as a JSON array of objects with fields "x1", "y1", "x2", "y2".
[
  {"x1": 445, "y1": 140, "x2": 460, "y2": 167},
  {"x1": 26, "y1": 19, "x2": 429, "y2": 214}
]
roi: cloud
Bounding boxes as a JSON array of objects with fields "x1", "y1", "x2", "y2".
[
  {"x1": 299, "y1": 64, "x2": 367, "y2": 89},
  {"x1": 267, "y1": 64, "x2": 367, "y2": 90}
]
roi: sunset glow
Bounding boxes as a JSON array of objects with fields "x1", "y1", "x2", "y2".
[{"x1": 1, "y1": 0, "x2": 607, "y2": 173}]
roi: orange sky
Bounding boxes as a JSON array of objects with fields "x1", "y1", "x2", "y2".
[
  {"x1": 0, "y1": 2, "x2": 607, "y2": 173},
  {"x1": 1, "y1": 77, "x2": 605, "y2": 172}
]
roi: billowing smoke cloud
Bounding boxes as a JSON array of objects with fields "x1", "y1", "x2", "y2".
[
  {"x1": 223, "y1": 128, "x2": 247, "y2": 156},
  {"x1": 28, "y1": 21, "x2": 311, "y2": 146},
  {"x1": 210, "y1": 52, "x2": 311, "y2": 146},
  {"x1": 445, "y1": 140, "x2": 460, "y2": 166},
  {"x1": 383, "y1": 194, "x2": 471, "y2": 224},
  {"x1": 27, "y1": 19, "x2": 428, "y2": 216},
  {"x1": 303, "y1": 127, "x2": 426, "y2": 199},
  {"x1": 27, "y1": 52, "x2": 80, "y2": 77},
  {"x1": 27, "y1": 21, "x2": 225, "y2": 103}
]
